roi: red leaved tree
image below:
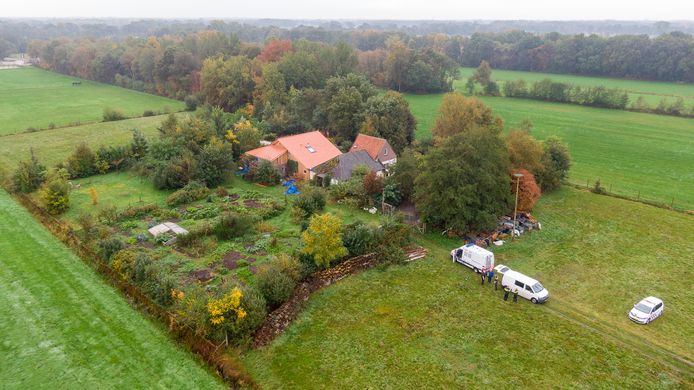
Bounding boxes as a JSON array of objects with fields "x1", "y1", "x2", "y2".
[
  {"x1": 257, "y1": 40, "x2": 292, "y2": 63},
  {"x1": 512, "y1": 169, "x2": 541, "y2": 211}
]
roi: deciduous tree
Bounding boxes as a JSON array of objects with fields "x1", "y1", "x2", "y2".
[
  {"x1": 432, "y1": 93, "x2": 503, "y2": 139},
  {"x1": 301, "y1": 213, "x2": 348, "y2": 268}
]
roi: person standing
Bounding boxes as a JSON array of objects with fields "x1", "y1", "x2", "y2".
[
  {"x1": 503, "y1": 286, "x2": 510, "y2": 301},
  {"x1": 513, "y1": 289, "x2": 519, "y2": 303},
  {"x1": 487, "y1": 269, "x2": 494, "y2": 283},
  {"x1": 493, "y1": 276, "x2": 499, "y2": 291},
  {"x1": 480, "y1": 272, "x2": 485, "y2": 285}
]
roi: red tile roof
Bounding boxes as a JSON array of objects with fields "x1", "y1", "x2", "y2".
[
  {"x1": 277, "y1": 131, "x2": 342, "y2": 169},
  {"x1": 246, "y1": 143, "x2": 286, "y2": 161},
  {"x1": 245, "y1": 131, "x2": 341, "y2": 169},
  {"x1": 350, "y1": 134, "x2": 387, "y2": 161}
]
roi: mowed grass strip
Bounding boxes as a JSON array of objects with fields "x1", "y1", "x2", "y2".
[
  {"x1": 405, "y1": 93, "x2": 694, "y2": 209},
  {"x1": 0, "y1": 67, "x2": 183, "y2": 135},
  {"x1": 0, "y1": 115, "x2": 175, "y2": 171},
  {"x1": 243, "y1": 188, "x2": 693, "y2": 388},
  {"x1": 0, "y1": 190, "x2": 225, "y2": 389},
  {"x1": 458, "y1": 67, "x2": 694, "y2": 106}
]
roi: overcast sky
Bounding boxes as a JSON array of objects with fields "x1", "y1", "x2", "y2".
[{"x1": 2, "y1": 0, "x2": 693, "y2": 20}]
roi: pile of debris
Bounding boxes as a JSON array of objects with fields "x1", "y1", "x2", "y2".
[{"x1": 463, "y1": 212, "x2": 541, "y2": 248}]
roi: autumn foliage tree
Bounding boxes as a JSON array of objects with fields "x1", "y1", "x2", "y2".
[
  {"x1": 257, "y1": 39, "x2": 292, "y2": 63},
  {"x1": 512, "y1": 169, "x2": 541, "y2": 211},
  {"x1": 432, "y1": 93, "x2": 504, "y2": 139},
  {"x1": 506, "y1": 129, "x2": 544, "y2": 174},
  {"x1": 363, "y1": 171, "x2": 384, "y2": 196},
  {"x1": 301, "y1": 213, "x2": 348, "y2": 268}
]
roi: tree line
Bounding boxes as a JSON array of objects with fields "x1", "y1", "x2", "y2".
[{"x1": 467, "y1": 61, "x2": 694, "y2": 117}]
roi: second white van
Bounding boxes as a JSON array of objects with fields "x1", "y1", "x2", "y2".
[{"x1": 501, "y1": 269, "x2": 549, "y2": 304}]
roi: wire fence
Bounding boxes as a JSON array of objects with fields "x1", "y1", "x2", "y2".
[
  {"x1": 567, "y1": 179, "x2": 692, "y2": 214},
  {"x1": 10, "y1": 191, "x2": 257, "y2": 389}
]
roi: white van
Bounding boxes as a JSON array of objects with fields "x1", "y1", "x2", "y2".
[
  {"x1": 451, "y1": 244, "x2": 495, "y2": 273},
  {"x1": 501, "y1": 269, "x2": 549, "y2": 304}
]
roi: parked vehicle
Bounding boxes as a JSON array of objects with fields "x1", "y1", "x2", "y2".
[
  {"x1": 451, "y1": 243, "x2": 495, "y2": 273},
  {"x1": 628, "y1": 297, "x2": 664, "y2": 324},
  {"x1": 500, "y1": 268, "x2": 549, "y2": 304}
]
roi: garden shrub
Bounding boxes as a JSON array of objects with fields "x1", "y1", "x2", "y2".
[
  {"x1": 213, "y1": 212, "x2": 256, "y2": 240},
  {"x1": 215, "y1": 186, "x2": 229, "y2": 197},
  {"x1": 145, "y1": 269, "x2": 176, "y2": 306},
  {"x1": 132, "y1": 253, "x2": 152, "y2": 284},
  {"x1": 12, "y1": 151, "x2": 46, "y2": 193},
  {"x1": 256, "y1": 265, "x2": 296, "y2": 309},
  {"x1": 591, "y1": 179, "x2": 607, "y2": 195},
  {"x1": 121, "y1": 204, "x2": 159, "y2": 219},
  {"x1": 343, "y1": 221, "x2": 378, "y2": 257},
  {"x1": 110, "y1": 250, "x2": 137, "y2": 280},
  {"x1": 66, "y1": 143, "x2": 97, "y2": 178},
  {"x1": 103, "y1": 107, "x2": 126, "y2": 121},
  {"x1": 273, "y1": 253, "x2": 303, "y2": 282},
  {"x1": 96, "y1": 145, "x2": 131, "y2": 171},
  {"x1": 228, "y1": 284, "x2": 267, "y2": 344},
  {"x1": 142, "y1": 110, "x2": 156, "y2": 117},
  {"x1": 166, "y1": 181, "x2": 209, "y2": 206},
  {"x1": 252, "y1": 160, "x2": 281, "y2": 185},
  {"x1": 97, "y1": 205, "x2": 119, "y2": 225},
  {"x1": 291, "y1": 186, "x2": 326, "y2": 221},
  {"x1": 97, "y1": 237, "x2": 124, "y2": 261},
  {"x1": 76, "y1": 213, "x2": 97, "y2": 241},
  {"x1": 39, "y1": 176, "x2": 70, "y2": 215}
]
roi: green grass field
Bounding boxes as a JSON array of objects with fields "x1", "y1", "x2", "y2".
[
  {"x1": 0, "y1": 190, "x2": 225, "y2": 389},
  {"x1": 458, "y1": 67, "x2": 694, "y2": 106},
  {"x1": 405, "y1": 94, "x2": 694, "y2": 210},
  {"x1": 0, "y1": 67, "x2": 183, "y2": 135},
  {"x1": 243, "y1": 188, "x2": 694, "y2": 388},
  {"x1": 0, "y1": 115, "x2": 174, "y2": 171}
]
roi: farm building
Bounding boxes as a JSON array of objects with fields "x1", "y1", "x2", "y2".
[
  {"x1": 245, "y1": 131, "x2": 342, "y2": 180},
  {"x1": 330, "y1": 150, "x2": 385, "y2": 184},
  {"x1": 350, "y1": 134, "x2": 397, "y2": 166}
]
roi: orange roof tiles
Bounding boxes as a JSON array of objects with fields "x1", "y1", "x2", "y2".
[
  {"x1": 245, "y1": 131, "x2": 341, "y2": 169},
  {"x1": 277, "y1": 131, "x2": 342, "y2": 169},
  {"x1": 246, "y1": 143, "x2": 287, "y2": 161},
  {"x1": 350, "y1": 134, "x2": 387, "y2": 161}
]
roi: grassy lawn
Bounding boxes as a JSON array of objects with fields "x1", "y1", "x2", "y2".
[
  {"x1": 0, "y1": 190, "x2": 225, "y2": 389},
  {"x1": 405, "y1": 93, "x2": 694, "y2": 210},
  {"x1": 243, "y1": 187, "x2": 693, "y2": 388},
  {"x1": 61, "y1": 171, "x2": 171, "y2": 224},
  {"x1": 458, "y1": 67, "x2": 694, "y2": 106},
  {"x1": 0, "y1": 115, "x2": 179, "y2": 171},
  {"x1": 0, "y1": 67, "x2": 183, "y2": 135}
]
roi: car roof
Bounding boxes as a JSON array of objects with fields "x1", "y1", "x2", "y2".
[
  {"x1": 642, "y1": 297, "x2": 663, "y2": 306},
  {"x1": 504, "y1": 270, "x2": 539, "y2": 285}
]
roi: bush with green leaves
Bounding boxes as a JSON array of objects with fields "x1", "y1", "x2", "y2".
[
  {"x1": 184, "y1": 95, "x2": 199, "y2": 111},
  {"x1": 12, "y1": 150, "x2": 46, "y2": 193},
  {"x1": 213, "y1": 212, "x2": 256, "y2": 240},
  {"x1": 252, "y1": 160, "x2": 281, "y2": 185},
  {"x1": 103, "y1": 107, "x2": 126, "y2": 121},
  {"x1": 39, "y1": 175, "x2": 70, "y2": 215},
  {"x1": 66, "y1": 143, "x2": 97, "y2": 179},
  {"x1": 256, "y1": 264, "x2": 296, "y2": 309},
  {"x1": 342, "y1": 221, "x2": 379, "y2": 257},
  {"x1": 97, "y1": 237, "x2": 124, "y2": 261},
  {"x1": 291, "y1": 186, "x2": 326, "y2": 220},
  {"x1": 166, "y1": 181, "x2": 209, "y2": 206}
]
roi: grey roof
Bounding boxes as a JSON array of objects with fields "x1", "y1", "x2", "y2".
[{"x1": 331, "y1": 150, "x2": 385, "y2": 181}]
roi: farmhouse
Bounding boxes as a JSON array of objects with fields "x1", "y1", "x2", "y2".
[
  {"x1": 350, "y1": 134, "x2": 397, "y2": 166},
  {"x1": 330, "y1": 150, "x2": 385, "y2": 184},
  {"x1": 245, "y1": 131, "x2": 342, "y2": 181}
]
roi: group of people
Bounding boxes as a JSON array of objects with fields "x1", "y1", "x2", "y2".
[{"x1": 479, "y1": 269, "x2": 519, "y2": 303}]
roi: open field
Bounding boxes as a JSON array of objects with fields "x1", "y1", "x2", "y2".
[
  {"x1": 0, "y1": 67, "x2": 183, "y2": 135},
  {"x1": 243, "y1": 187, "x2": 694, "y2": 388},
  {"x1": 0, "y1": 115, "x2": 175, "y2": 171},
  {"x1": 0, "y1": 190, "x2": 224, "y2": 389},
  {"x1": 405, "y1": 94, "x2": 694, "y2": 210},
  {"x1": 458, "y1": 67, "x2": 694, "y2": 106}
]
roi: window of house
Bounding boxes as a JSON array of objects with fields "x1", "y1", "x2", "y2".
[
  {"x1": 306, "y1": 144, "x2": 316, "y2": 153},
  {"x1": 384, "y1": 148, "x2": 388, "y2": 156}
]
